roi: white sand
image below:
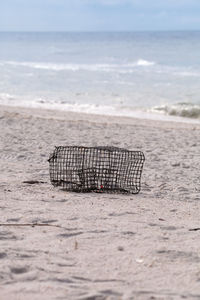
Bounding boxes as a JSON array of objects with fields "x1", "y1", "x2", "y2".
[{"x1": 0, "y1": 105, "x2": 200, "y2": 300}]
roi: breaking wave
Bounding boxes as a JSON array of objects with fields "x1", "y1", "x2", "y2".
[
  {"x1": 3, "y1": 59, "x2": 155, "y2": 73},
  {"x1": 152, "y1": 103, "x2": 200, "y2": 119},
  {"x1": 136, "y1": 59, "x2": 155, "y2": 66},
  {"x1": 1, "y1": 93, "x2": 200, "y2": 124}
]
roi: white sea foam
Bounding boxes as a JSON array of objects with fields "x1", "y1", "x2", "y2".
[
  {"x1": 173, "y1": 71, "x2": 200, "y2": 77},
  {"x1": 136, "y1": 59, "x2": 155, "y2": 66},
  {"x1": 3, "y1": 59, "x2": 155, "y2": 73},
  {"x1": 152, "y1": 103, "x2": 200, "y2": 119},
  {"x1": 155, "y1": 66, "x2": 200, "y2": 78},
  {"x1": 0, "y1": 93, "x2": 16, "y2": 101},
  {"x1": 1, "y1": 93, "x2": 199, "y2": 124}
]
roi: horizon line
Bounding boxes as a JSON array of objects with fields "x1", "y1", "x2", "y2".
[{"x1": 0, "y1": 29, "x2": 200, "y2": 33}]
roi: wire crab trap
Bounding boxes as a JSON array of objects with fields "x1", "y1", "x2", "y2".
[{"x1": 48, "y1": 146, "x2": 145, "y2": 194}]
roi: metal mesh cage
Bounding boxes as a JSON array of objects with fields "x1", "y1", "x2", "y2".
[{"x1": 48, "y1": 146, "x2": 145, "y2": 194}]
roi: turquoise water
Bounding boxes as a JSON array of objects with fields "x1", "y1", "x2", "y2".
[{"x1": 0, "y1": 31, "x2": 200, "y2": 121}]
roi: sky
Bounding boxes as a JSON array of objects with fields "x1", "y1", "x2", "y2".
[{"x1": 0, "y1": 0, "x2": 200, "y2": 32}]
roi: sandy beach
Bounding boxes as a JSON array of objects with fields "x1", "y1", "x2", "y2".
[{"x1": 1, "y1": 104, "x2": 200, "y2": 300}]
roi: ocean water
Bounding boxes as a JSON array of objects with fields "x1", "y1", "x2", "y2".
[{"x1": 0, "y1": 31, "x2": 200, "y2": 122}]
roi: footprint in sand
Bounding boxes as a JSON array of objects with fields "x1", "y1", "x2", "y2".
[
  {"x1": 0, "y1": 252, "x2": 7, "y2": 259},
  {"x1": 10, "y1": 266, "x2": 29, "y2": 274}
]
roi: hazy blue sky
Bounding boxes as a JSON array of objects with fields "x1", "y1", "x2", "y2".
[{"x1": 1, "y1": 0, "x2": 200, "y2": 31}]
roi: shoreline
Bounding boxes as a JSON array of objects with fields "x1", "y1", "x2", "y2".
[
  {"x1": 1, "y1": 104, "x2": 200, "y2": 299},
  {"x1": 1, "y1": 103, "x2": 200, "y2": 129}
]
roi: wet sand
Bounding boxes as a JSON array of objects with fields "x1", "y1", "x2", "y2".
[{"x1": 0, "y1": 105, "x2": 200, "y2": 300}]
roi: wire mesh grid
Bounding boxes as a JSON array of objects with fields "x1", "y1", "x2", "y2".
[{"x1": 48, "y1": 146, "x2": 145, "y2": 194}]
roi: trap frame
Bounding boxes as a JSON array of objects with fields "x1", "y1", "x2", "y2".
[{"x1": 48, "y1": 146, "x2": 145, "y2": 194}]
